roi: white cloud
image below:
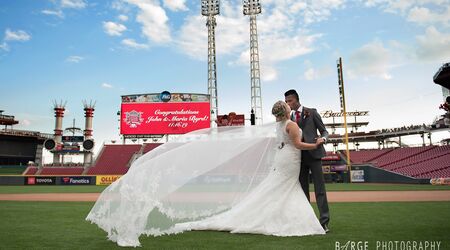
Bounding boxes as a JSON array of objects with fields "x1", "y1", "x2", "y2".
[
  {"x1": 260, "y1": 0, "x2": 345, "y2": 25},
  {"x1": 177, "y1": 4, "x2": 248, "y2": 59},
  {"x1": 0, "y1": 42, "x2": 9, "y2": 51},
  {"x1": 177, "y1": 2, "x2": 249, "y2": 59},
  {"x1": 415, "y1": 26, "x2": 450, "y2": 62},
  {"x1": 163, "y1": 0, "x2": 188, "y2": 12},
  {"x1": 112, "y1": 0, "x2": 131, "y2": 12},
  {"x1": 42, "y1": 0, "x2": 86, "y2": 19},
  {"x1": 303, "y1": 61, "x2": 334, "y2": 81},
  {"x1": 302, "y1": 0, "x2": 346, "y2": 24},
  {"x1": 261, "y1": 65, "x2": 278, "y2": 81},
  {"x1": 42, "y1": 9, "x2": 64, "y2": 18},
  {"x1": 5, "y1": 29, "x2": 31, "y2": 42},
  {"x1": 407, "y1": 6, "x2": 450, "y2": 25},
  {"x1": 177, "y1": 16, "x2": 206, "y2": 59},
  {"x1": 177, "y1": 16, "x2": 206, "y2": 60},
  {"x1": 65, "y1": 55, "x2": 84, "y2": 63},
  {"x1": 61, "y1": 0, "x2": 87, "y2": 9},
  {"x1": 121, "y1": 38, "x2": 149, "y2": 49},
  {"x1": 365, "y1": 0, "x2": 450, "y2": 25},
  {"x1": 348, "y1": 40, "x2": 392, "y2": 80},
  {"x1": 21, "y1": 119, "x2": 31, "y2": 126},
  {"x1": 233, "y1": 33, "x2": 321, "y2": 81},
  {"x1": 304, "y1": 68, "x2": 317, "y2": 80},
  {"x1": 177, "y1": 1, "x2": 323, "y2": 81},
  {"x1": 101, "y1": 83, "x2": 113, "y2": 88},
  {"x1": 103, "y1": 21, "x2": 127, "y2": 36},
  {"x1": 260, "y1": 34, "x2": 321, "y2": 63},
  {"x1": 118, "y1": 14, "x2": 128, "y2": 21},
  {"x1": 124, "y1": 0, "x2": 172, "y2": 44}
]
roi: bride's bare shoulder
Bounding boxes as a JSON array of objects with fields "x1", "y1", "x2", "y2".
[
  {"x1": 285, "y1": 120, "x2": 302, "y2": 133},
  {"x1": 285, "y1": 120, "x2": 298, "y2": 130}
]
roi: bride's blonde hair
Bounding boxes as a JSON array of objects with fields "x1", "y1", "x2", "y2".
[{"x1": 272, "y1": 101, "x2": 289, "y2": 120}]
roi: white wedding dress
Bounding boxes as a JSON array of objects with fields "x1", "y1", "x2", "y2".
[{"x1": 86, "y1": 121, "x2": 324, "y2": 247}]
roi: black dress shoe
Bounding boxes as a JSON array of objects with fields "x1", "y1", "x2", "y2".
[{"x1": 322, "y1": 224, "x2": 330, "y2": 233}]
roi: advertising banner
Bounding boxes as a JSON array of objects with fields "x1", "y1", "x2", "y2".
[
  {"x1": 122, "y1": 93, "x2": 209, "y2": 103},
  {"x1": 61, "y1": 136, "x2": 84, "y2": 142},
  {"x1": 216, "y1": 113, "x2": 245, "y2": 127},
  {"x1": 331, "y1": 165, "x2": 348, "y2": 172},
  {"x1": 59, "y1": 176, "x2": 93, "y2": 185},
  {"x1": 120, "y1": 102, "x2": 210, "y2": 135},
  {"x1": 351, "y1": 170, "x2": 365, "y2": 183},
  {"x1": 322, "y1": 155, "x2": 341, "y2": 161},
  {"x1": 26, "y1": 177, "x2": 56, "y2": 185},
  {"x1": 96, "y1": 175, "x2": 122, "y2": 185}
]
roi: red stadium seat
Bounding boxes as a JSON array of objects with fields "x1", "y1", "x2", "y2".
[{"x1": 350, "y1": 145, "x2": 450, "y2": 179}]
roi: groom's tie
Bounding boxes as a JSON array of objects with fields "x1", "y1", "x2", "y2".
[{"x1": 295, "y1": 110, "x2": 301, "y2": 124}]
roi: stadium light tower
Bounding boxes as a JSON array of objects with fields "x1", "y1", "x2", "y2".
[
  {"x1": 243, "y1": 0, "x2": 263, "y2": 125},
  {"x1": 202, "y1": 0, "x2": 220, "y2": 125}
]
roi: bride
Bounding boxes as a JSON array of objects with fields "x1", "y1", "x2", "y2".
[{"x1": 86, "y1": 101, "x2": 326, "y2": 247}]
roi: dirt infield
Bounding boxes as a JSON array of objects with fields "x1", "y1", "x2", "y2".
[{"x1": 0, "y1": 190, "x2": 449, "y2": 202}]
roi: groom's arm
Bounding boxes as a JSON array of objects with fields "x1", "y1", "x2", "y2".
[{"x1": 312, "y1": 108, "x2": 329, "y2": 141}]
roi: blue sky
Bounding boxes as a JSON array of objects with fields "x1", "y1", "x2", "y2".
[{"x1": 1, "y1": 0, "x2": 450, "y2": 155}]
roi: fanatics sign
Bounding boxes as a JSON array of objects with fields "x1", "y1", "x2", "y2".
[{"x1": 120, "y1": 102, "x2": 211, "y2": 135}]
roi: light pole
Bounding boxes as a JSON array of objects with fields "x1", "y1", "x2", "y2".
[
  {"x1": 243, "y1": 0, "x2": 263, "y2": 125},
  {"x1": 202, "y1": 0, "x2": 220, "y2": 126}
]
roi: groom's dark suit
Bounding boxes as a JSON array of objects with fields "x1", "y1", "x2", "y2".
[{"x1": 291, "y1": 106, "x2": 330, "y2": 227}]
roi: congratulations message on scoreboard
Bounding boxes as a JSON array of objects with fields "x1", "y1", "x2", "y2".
[{"x1": 120, "y1": 102, "x2": 211, "y2": 135}]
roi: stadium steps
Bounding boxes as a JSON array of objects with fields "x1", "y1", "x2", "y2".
[
  {"x1": 343, "y1": 148, "x2": 393, "y2": 164},
  {"x1": 384, "y1": 146, "x2": 449, "y2": 172},
  {"x1": 22, "y1": 166, "x2": 38, "y2": 175},
  {"x1": 35, "y1": 167, "x2": 44, "y2": 175},
  {"x1": 82, "y1": 145, "x2": 106, "y2": 175},
  {"x1": 371, "y1": 146, "x2": 435, "y2": 168},
  {"x1": 86, "y1": 144, "x2": 142, "y2": 175},
  {"x1": 39, "y1": 167, "x2": 84, "y2": 175}
]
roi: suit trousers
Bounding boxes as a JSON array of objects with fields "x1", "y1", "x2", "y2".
[{"x1": 300, "y1": 152, "x2": 330, "y2": 226}]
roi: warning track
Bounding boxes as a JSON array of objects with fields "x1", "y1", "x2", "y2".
[{"x1": 0, "y1": 190, "x2": 449, "y2": 202}]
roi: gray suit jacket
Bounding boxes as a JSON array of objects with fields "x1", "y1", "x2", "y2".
[{"x1": 291, "y1": 107, "x2": 329, "y2": 159}]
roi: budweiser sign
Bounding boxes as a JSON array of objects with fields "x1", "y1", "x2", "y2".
[{"x1": 321, "y1": 110, "x2": 369, "y2": 118}]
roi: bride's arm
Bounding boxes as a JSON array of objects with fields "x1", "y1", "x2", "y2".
[{"x1": 286, "y1": 121, "x2": 320, "y2": 150}]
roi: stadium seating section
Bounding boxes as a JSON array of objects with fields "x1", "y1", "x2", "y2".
[
  {"x1": 23, "y1": 167, "x2": 38, "y2": 175},
  {"x1": 20, "y1": 143, "x2": 449, "y2": 179},
  {"x1": 39, "y1": 167, "x2": 84, "y2": 175},
  {"x1": 86, "y1": 143, "x2": 161, "y2": 175},
  {"x1": 347, "y1": 145, "x2": 450, "y2": 179},
  {"x1": 20, "y1": 143, "x2": 162, "y2": 176}
]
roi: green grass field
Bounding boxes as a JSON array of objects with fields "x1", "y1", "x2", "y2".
[
  {"x1": 1, "y1": 183, "x2": 449, "y2": 194},
  {"x1": 0, "y1": 201, "x2": 448, "y2": 249}
]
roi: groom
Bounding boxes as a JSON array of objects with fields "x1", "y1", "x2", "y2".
[{"x1": 284, "y1": 89, "x2": 330, "y2": 233}]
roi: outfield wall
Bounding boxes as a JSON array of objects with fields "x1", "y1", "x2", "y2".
[
  {"x1": 0, "y1": 167, "x2": 431, "y2": 185},
  {"x1": 351, "y1": 165, "x2": 429, "y2": 184}
]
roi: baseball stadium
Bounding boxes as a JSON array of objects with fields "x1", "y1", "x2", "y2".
[{"x1": 1, "y1": 1, "x2": 450, "y2": 249}]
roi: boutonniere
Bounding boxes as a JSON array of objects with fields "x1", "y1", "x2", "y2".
[
  {"x1": 439, "y1": 103, "x2": 449, "y2": 112},
  {"x1": 303, "y1": 108, "x2": 311, "y2": 119}
]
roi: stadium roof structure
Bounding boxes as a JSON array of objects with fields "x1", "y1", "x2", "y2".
[
  {"x1": 0, "y1": 111, "x2": 19, "y2": 126},
  {"x1": 325, "y1": 122, "x2": 369, "y2": 128},
  {"x1": 327, "y1": 125, "x2": 448, "y2": 144},
  {"x1": 433, "y1": 62, "x2": 450, "y2": 89}
]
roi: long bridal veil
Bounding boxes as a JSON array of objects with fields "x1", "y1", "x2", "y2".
[{"x1": 86, "y1": 123, "x2": 279, "y2": 247}]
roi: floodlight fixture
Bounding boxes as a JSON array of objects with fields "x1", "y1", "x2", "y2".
[
  {"x1": 243, "y1": 0, "x2": 261, "y2": 16},
  {"x1": 202, "y1": 0, "x2": 220, "y2": 16}
]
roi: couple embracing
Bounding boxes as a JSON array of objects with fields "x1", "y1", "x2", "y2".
[{"x1": 87, "y1": 89, "x2": 331, "y2": 247}]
